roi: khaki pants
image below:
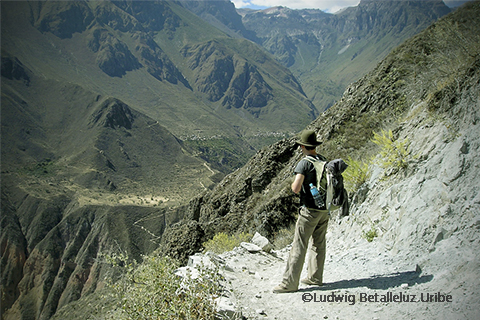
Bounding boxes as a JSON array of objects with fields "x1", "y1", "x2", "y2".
[{"x1": 281, "y1": 206, "x2": 329, "y2": 289}]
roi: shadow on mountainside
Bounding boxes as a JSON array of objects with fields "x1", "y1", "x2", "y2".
[{"x1": 300, "y1": 271, "x2": 434, "y2": 292}]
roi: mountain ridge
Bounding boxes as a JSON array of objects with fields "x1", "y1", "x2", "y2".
[{"x1": 238, "y1": 0, "x2": 452, "y2": 110}]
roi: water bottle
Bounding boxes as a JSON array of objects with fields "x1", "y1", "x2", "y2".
[{"x1": 309, "y1": 183, "x2": 324, "y2": 208}]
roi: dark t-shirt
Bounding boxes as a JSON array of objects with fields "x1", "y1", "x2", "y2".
[{"x1": 294, "y1": 154, "x2": 327, "y2": 209}]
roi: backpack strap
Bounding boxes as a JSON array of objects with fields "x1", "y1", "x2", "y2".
[
  {"x1": 303, "y1": 156, "x2": 327, "y2": 191},
  {"x1": 325, "y1": 171, "x2": 334, "y2": 214}
]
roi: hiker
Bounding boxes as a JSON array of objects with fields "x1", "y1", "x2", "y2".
[{"x1": 273, "y1": 129, "x2": 330, "y2": 293}]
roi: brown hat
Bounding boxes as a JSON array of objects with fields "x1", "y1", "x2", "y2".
[{"x1": 296, "y1": 129, "x2": 321, "y2": 147}]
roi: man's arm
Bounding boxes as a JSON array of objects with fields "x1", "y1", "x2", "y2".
[{"x1": 291, "y1": 173, "x2": 305, "y2": 194}]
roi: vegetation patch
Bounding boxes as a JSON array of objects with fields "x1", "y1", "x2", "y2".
[
  {"x1": 273, "y1": 225, "x2": 295, "y2": 250},
  {"x1": 183, "y1": 137, "x2": 253, "y2": 173},
  {"x1": 104, "y1": 253, "x2": 223, "y2": 320},
  {"x1": 202, "y1": 232, "x2": 252, "y2": 254},
  {"x1": 343, "y1": 156, "x2": 371, "y2": 193},
  {"x1": 362, "y1": 226, "x2": 378, "y2": 243},
  {"x1": 21, "y1": 159, "x2": 58, "y2": 177},
  {"x1": 372, "y1": 129, "x2": 411, "y2": 173}
]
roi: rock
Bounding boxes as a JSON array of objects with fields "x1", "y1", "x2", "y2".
[
  {"x1": 428, "y1": 227, "x2": 449, "y2": 252},
  {"x1": 216, "y1": 296, "x2": 242, "y2": 319},
  {"x1": 240, "y1": 242, "x2": 262, "y2": 253},
  {"x1": 256, "y1": 309, "x2": 266, "y2": 315},
  {"x1": 188, "y1": 252, "x2": 216, "y2": 269},
  {"x1": 252, "y1": 232, "x2": 274, "y2": 252},
  {"x1": 174, "y1": 266, "x2": 200, "y2": 279}
]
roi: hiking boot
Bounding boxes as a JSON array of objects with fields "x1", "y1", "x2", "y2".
[
  {"x1": 301, "y1": 278, "x2": 323, "y2": 286},
  {"x1": 272, "y1": 284, "x2": 297, "y2": 293}
]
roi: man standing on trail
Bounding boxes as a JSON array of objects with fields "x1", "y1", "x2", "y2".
[{"x1": 273, "y1": 129, "x2": 329, "y2": 293}]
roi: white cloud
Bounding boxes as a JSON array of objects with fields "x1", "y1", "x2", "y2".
[{"x1": 233, "y1": 0, "x2": 361, "y2": 13}]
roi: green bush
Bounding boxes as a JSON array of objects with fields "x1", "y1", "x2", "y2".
[
  {"x1": 362, "y1": 226, "x2": 378, "y2": 242},
  {"x1": 371, "y1": 129, "x2": 410, "y2": 171},
  {"x1": 203, "y1": 232, "x2": 252, "y2": 254},
  {"x1": 343, "y1": 156, "x2": 371, "y2": 193},
  {"x1": 106, "y1": 253, "x2": 222, "y2": 320}
]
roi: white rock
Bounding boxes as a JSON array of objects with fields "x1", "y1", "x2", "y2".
[
  {"x1": 188, "y1": 253, "x2": 215, "y2": 268},
  {"x1": 252, "y1": 232, "x2": 274, "y2": 252},
  {"x1": 240, "y1": 242, "x2": 262, "y2": 253},
  {"x1": 216, "y1": 296, "x2": 242, "y2": 319}
]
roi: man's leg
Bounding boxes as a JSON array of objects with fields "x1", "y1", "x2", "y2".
[
  {"x1": 306, "y1": 210, "x2": 329, "y2": 284},
  {"x1": 276, "y1": 207, "x2": 322, "y2": 291}
]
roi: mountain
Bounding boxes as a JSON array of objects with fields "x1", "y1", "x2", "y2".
[
  {"x1": 1, "y1": 0, "x2": 315, "y2": 175},
  {"x1": 26, "y1": 2, "x2": 479, "y2": 319},
  {"x1": 1, "y1": 1, "x2": 313, "y2": 318},
  {"x1": 177, "y1": 0, "x2": 258, "y2": 41},
  {"x1": 238, "y1": 0, "x2": 452, "y2": 110}
]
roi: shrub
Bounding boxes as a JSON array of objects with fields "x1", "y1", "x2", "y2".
[
  {"x1": 203, "y1": 232, "x2": 252, "y2": 254},
  {"x1": 106, "y1": 253, "x2": 222, "y2": 320},
  {"x1": 362, "y1": 226, "x2": 378, "y2": 242},
  {"x1": 343, "y1": 156, "x2": 371, "y2": 193},
  {"x1": 273, "y1": 225, "x2": 296, "y2": 249},
  {"x1": 371, "y1": 129, "x2": 410, "y2": 171}
]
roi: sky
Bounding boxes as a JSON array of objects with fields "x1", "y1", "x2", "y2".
[
  {"x1": 232, "y1": 0, "x2": 360, "y2": 13},
  {"x1": 232, "y1": 0, "x2": 471, "y2": 14}
]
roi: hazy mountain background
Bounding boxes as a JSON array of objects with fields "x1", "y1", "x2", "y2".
[
  {"x1": 1, "y1": 0, "x2": 475, "y2": 319},
  {"x1": 184, "y1": 0, "x2": 452, "y2": 109}
]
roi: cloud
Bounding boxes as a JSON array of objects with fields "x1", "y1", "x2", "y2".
[
  {"x1": 233, "y1": 0, "x2": 471, "y2": 13},
  {"x1": 232, "y1": 0, "x2": 361, "y2": 13}
]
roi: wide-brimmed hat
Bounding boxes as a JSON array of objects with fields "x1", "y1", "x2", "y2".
[{"x1": 296, "y1": 129, "x2": 322, "y2": 147}]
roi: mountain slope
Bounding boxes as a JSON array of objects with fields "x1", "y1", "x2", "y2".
[
  {"x1": 2, "y1": 1, "x2": 478, "y2": 319},
  {"x1": 239, "y1": 0, "x2": 452, "y2": 110},
  {"x1": 1, "y1": 1, "x2": 317, "y2": 318},
  {"x1": 1, "y1": 0, "x2": 315, "y2": 174}
]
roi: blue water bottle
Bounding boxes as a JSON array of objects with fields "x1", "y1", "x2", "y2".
[{"x1": 309, "y1": 183, "x2": 324, "y2": 208}]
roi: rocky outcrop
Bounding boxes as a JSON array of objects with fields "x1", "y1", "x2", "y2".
[
  {"x1": 182, "y1": 40, "x2": 273, "y2": 113},
  {"x1": 89, "y1": 97, "x2": 135, "y2": 130},
  {"x1": 32, "y1": 1, "x2": 94, "y2": 39},
  {"x1": 1, "y1": 56, "x2": 30, "y2": 85},
  {"x1": 111, "y1": 0, "x2": 181, "y2": 34},
  {"x1": 179, "y1": 0, "x2": 257, "y2": 41},
  {"x1": 0, "y1": 191, "x2": 168, "y2": 320},
  {"x1": 87, "y1": 28, "x2": 141, "y2": 77},
  {"x1": 133, "y1": 32, "x2": 191, "y2": 87}
]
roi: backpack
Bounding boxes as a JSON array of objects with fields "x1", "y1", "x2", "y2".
[{"x1": 304, "y1": 156, "x2": 349, "y2": 216}]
